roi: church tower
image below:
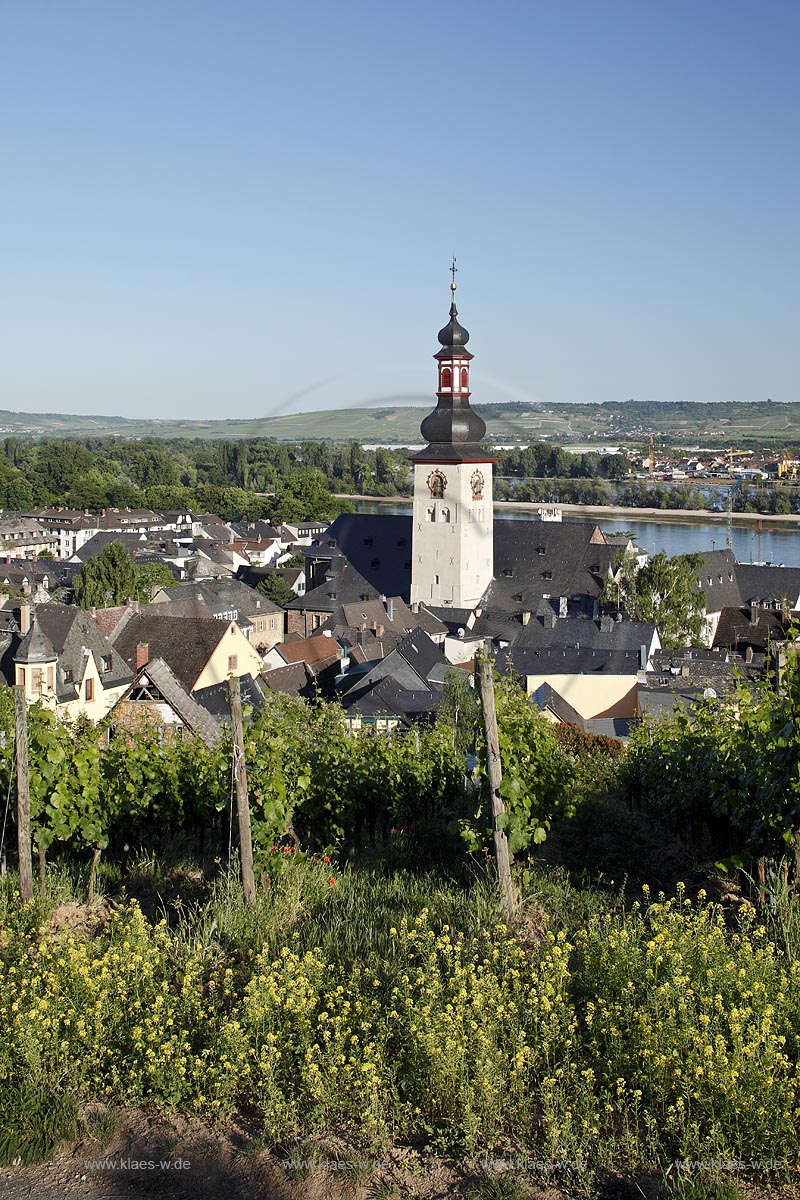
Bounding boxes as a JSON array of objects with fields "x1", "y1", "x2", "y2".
[{"x1": 410, "y1": 272, "x2": 495, "y2": 608}]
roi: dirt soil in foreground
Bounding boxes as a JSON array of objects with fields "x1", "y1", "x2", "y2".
[{"x1": 1, "y1": 1112, "x2": 798, "y2": 1200}]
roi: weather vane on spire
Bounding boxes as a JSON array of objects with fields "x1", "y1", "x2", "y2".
[{"x1": 450, "y1": 256, "x2": 458, "y2": 290}]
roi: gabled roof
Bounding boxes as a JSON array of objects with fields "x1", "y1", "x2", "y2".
[
  {"x1": 274, "y1": 636, "x2": 342, "y2": 669},
  {"x1": 116, "y1": 658, "x2": 222, "y2": 747},
  {"x1": 3, "y1": 603, "x2": 134, "y2": 700},
  {"x1": 86, "y1": 604, "x2": 137, "y2": 642},
  {"x1": 36, "y1": 603, "x2": 133, "y2": 698},
  {"x1": 152, "y1": 579, "x2": 282, "y2": 616},
  {"x1": 514, "y1": 614, "x2": 658, "y2": 656},
  {"x1": 113, "y1": 614, "x2": 239, "y2": 691}
]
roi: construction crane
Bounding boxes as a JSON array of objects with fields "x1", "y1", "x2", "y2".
[{"x1": 726, "y1": 478, "x2": 744, "y2": 551}]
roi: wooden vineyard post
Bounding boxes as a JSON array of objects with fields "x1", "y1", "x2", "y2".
[
  {"x1": 476, "y1": 650, "x2": 516, "y2": 922},
  {"x1": 13, "y1": 685, "x2": 33, "y2": 904},
  {"x1": 228, "y1": 675, "x2": 256, "y2": 906}
]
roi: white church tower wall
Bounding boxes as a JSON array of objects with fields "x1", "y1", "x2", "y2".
[{"x1": 410, "y1": 270, "x2": 495, "y2": 609}]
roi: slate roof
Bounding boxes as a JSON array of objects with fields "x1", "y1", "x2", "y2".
[
  {"x1": 340, "y1": 676, "x2": 442, "y2": 726},
  {"x1": 692, "y1": 549, "x2": 739, "y2": 613},
  {"x1": 648, "y1": 646, "x2": 764, "y2": 694},
  {"x1": 514, "y1": 614, "x2": 658, "y2": 656},
  {"x1": 113, "y1": 614, "x2": 237, "y2": 692},
  {"x1": 312, "y1": 514, "x2": 613, "y2": 612},
  {"x1": 306, "y1": 514, "x2": 413, "y2": 600},
  {"x1": 734, "y1": 564, "x2": 800, "y2": 608},
  {"x1": 496, "y1": 642, "x2": 647, "y2": 679},
  {"x1": 1, "y1": 603, "x2": 134, "y2": 701},
  {"x1": 261, "y1": 662, "x2": 316, "y2": 699},
  {"x1": 193, "y1": 673, "x2": 268, "y2": 719},
  {"x1": 713, "y1": 606, "x2": 790, "y2": 652},
  {"x1": 286, "y1": 561, "x2": 380, "y2": 613},
  {"x1": 484, "y1": 520, "x2": 610, "y2": 611},
  {"x1": 71, "y1": 532, "x2": 151, "y2": 563},
  {"x1": 14, "y1": 615, "x2": 57, "y2": 664},
  {"x1": 345, "y1": 629, "x2": 447, "y2": 695},
  {"x1": 151, "y1": 579, "x2": 282, "y2": 618}
]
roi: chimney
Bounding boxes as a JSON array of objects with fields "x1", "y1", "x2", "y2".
[
  {"x1": 600, "y1": 614, "x2": 614, "y2": 633},
  {"x1": 745, "y1": 646, "x2": 754, "y2": 663},
  {"x1": 385, "y1": 597, "x2": 394, "y2": 622},
  {"x1": 20, "y1": 602, "x2": 31, "y2": 636},
  {"x1": 558, "y1": 596, "x2": 568, "y2": 618},
  {"x1": 750, "y1": 605, "x2": 760, "y2": 626},
  {"x1": 375, "y1": 623, "x2": 385, "y2": 639},
  {"x1": 135, "y1": 642, "x2": 149, "y2": 669},
  {"x1": 640, "y1": 644, "x2": 648, "y2": 670},
  {"x1": 521, "y1": 611, "x2": 531, "y2": 626},
  {"x1": 90, "y1": 606, "x2": 97, "y2": 618},
  {"x1": 543, "y1": 610, "x2": 557, "y2": 629}
]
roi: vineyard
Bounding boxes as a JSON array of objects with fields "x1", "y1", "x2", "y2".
[{"x1": 1, "y1": 663, "x2": 800, "y2": 1199}]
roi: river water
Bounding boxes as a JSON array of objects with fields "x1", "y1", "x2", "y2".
[{"x1": 354, "y1": 501, "x2": 800, "y2": 568}]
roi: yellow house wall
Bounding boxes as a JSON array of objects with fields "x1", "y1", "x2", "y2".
[
  {"x1": 192, "y1": 622, "x2": 265, "y2": 691},
  {"x1": 523, "y1": 673, "x2": 639, "y2": 720}
]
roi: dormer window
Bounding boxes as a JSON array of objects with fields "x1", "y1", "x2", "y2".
[
  {"x1": 363, "y1": 537, "x2": 373, "y2": 546},
  {"x1": 537, "y1": 546, "x2": 546, "y2": 555},
  {"x1": 503, "y1": 567, "x2": 513, "y2": 578},
  {"x1": 542, "y1": 570, "x2": 553, "y2": 580}
]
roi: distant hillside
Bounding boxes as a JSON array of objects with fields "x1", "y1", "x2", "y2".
[{"x1": 1, "y1": 400, "x2": 799, "y2": 447}]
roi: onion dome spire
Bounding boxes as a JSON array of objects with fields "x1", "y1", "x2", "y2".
[{"x1": 413, "y1": 266, "x2": 487, "y2": 462}]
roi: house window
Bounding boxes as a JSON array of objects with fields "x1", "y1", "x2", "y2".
[
  {"x1": 85, "y1": 677, "x2": 94, "y2": 702},
  {"x1": 32, "y1": 668, "x2": 43, "y2": 693},
  {"x1": 228, "y1": 655, "x2": 238, "y2": 673},
  {"x1": 269, "y1": 618, "x2": 276, "y2": 630},
  {"x1": 258, "y1": 620, "x2": 264, "y2": 631}
]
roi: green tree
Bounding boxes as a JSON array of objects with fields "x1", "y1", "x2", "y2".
[
  {"x1": 606, "y1": 550, "x2": 706, "y2": 648},
  {"x1": 74, "y1": 543, "x2": 174, "y2": 608},
  {"x1": 74, "y1": 542, "x2": 138, "y2": 608},
  {"x1": 256, "y1": 572, "x2": 296, "y2": 607}
]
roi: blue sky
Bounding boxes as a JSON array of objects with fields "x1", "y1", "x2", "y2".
[{"x1": 1, "y1": 0, "x2": 798, "y2": 421}]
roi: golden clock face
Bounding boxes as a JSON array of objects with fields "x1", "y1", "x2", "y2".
[
  {"x1": 427, "y1": 470, "x2": 447, "y2": 499},
  {"x1": 471, "y1": 470, "x2": 484, "y2": 500}
]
